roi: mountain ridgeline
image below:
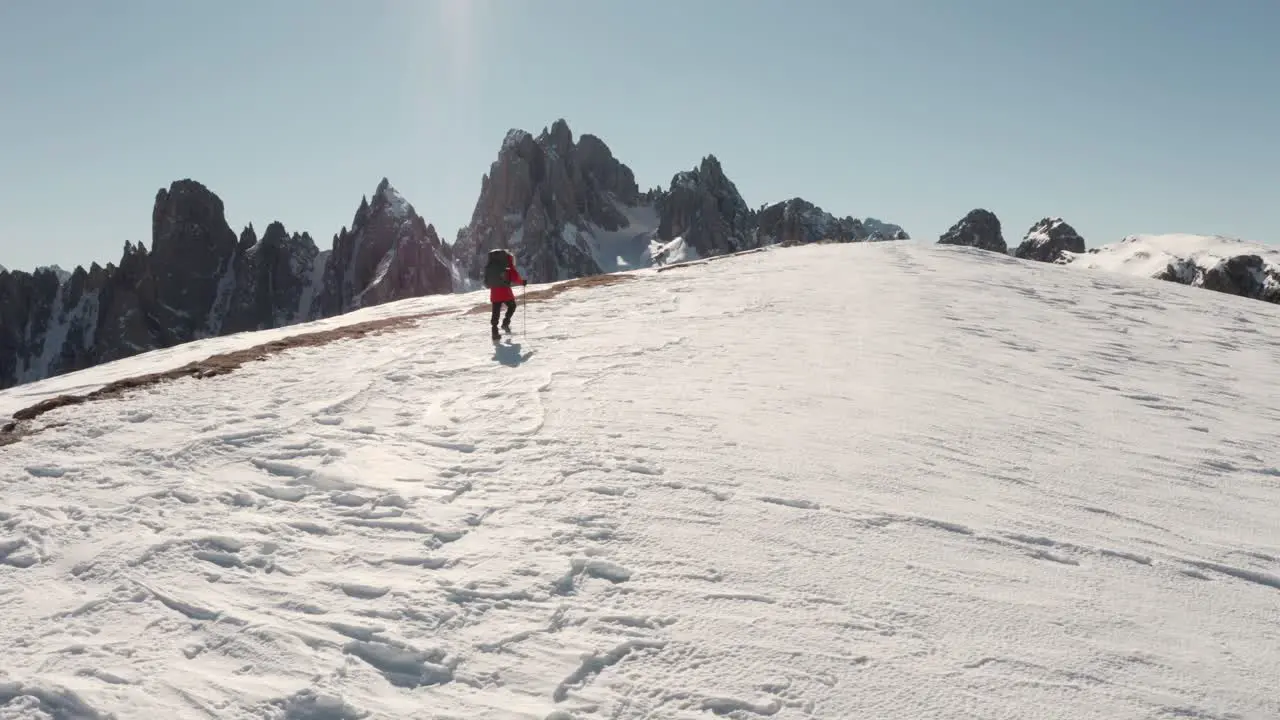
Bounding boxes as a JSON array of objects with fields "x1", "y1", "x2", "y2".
[{"x1": 0, "y1": 119, "x2": 907, "y2": 390}]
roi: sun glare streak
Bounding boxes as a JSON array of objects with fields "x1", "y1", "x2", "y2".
[
  {"x1": 397, "y1": 0, "x2": 489, "y2": 134},
  {"x1": 437, "y1": 0, "x2": 482, "y2": 91}
]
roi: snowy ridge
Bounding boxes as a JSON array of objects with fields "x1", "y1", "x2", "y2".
[
  {"x1": 1062, "y1": 233, "x2": 1280, "y2": 298},
  {"x1": 1063, "y1": 233, "x2": 1279, "y2": 276},
  {"x1": 2, "y1": 243, "x2": 1278, "y2": 718}
]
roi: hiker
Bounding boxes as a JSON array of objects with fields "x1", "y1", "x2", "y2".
[{"x1": 483, "y1": 249, "x2": 526, "y2": 340}]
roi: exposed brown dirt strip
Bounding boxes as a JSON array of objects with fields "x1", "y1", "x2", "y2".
[
  {"x1": 462, "y1": 272, "x2": 634, "y2": 314},
  {"x1": 0, "y1": 272, "x2": 636, "y2": 449}
]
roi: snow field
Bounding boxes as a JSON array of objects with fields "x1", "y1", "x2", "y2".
[{"x1": 1, "y1": 242, "x2": 1279, "y2": 718}]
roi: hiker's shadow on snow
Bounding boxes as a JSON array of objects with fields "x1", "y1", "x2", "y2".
[{"x1": 493, "y1": 341, "x2": 533, "y2": 367}]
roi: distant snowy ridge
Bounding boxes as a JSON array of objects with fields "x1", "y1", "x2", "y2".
[
  {"x1": 936, "y1": 208, "x2": 1280, "y2": 307},
  {"x1": 1059, "y1": 233, "x2": 1280, "y2": 304}
]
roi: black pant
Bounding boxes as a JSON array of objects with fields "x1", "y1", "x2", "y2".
[{"x1": 491, "y1": 300, "x2": 516, "y2": 328}]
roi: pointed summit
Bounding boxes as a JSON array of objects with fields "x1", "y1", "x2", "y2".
[{"x1": 311, "y1": 178, "x2": 452, "y2": 317}]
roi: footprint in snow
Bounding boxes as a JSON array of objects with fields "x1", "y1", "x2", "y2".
[
  {"x1": 758, "y1": 496, "x2": 820, "y2": 510},
  {"x1": 553, "y1": 558, "x2": 633, "y2": 595},
  {"x1": 337, "y1": 583, "x2": 391, "y2": 600}
]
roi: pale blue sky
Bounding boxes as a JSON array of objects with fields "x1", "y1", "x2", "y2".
[{"x1": 1, "y1": 0, "x2": 1276, "y2": 272}]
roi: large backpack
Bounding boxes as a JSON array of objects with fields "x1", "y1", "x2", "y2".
[{"x1": 483, "y1": 249, "x2": 511, "y2": 289}]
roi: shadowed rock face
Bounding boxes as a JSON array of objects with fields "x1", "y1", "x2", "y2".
[
  {"x1": 938, "y1": 209, "x2": 1007, "y2": 254},
  {"x1": 148, "y1": 180, "x2": 242, "y2": 338},
  {"x1": 753, "y1": 198, "x2": 909, "y2": 246},
  {"x1": 1015, "y1": 218, "x2": 1086, "y2": 263},
  {"x1": 220, "y1": 221, "x2": 323, "y2": 334},
  {"x1": 1164, "y1": 254, "x2": 1280, "y2": 304},
  {"x1": 656, "y1": 155, "x2": 756, "y2": 258},
  {"x1": 1200, "y1": 255, "x2": 1273, "y2": 300},
  {"x1": 0, "y1": 178, "x2": 452, "y2": 390},
  {"x1": 312, "y1": 178, "x2": 453, "y2": 318}
]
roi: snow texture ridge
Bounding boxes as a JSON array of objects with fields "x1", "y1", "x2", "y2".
[{"x1": 1, "y1": 242, "x2": 1278, "y2": 719}]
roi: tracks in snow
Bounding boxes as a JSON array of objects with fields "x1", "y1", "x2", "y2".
[{"x1": 3, "y1": 246, "x2": 1279, "y2": 719}]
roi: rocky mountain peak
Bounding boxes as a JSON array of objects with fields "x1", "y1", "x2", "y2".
[
  {"x1": 453, "y1": 119, "x2": 648, "y2": 284},
  {"x1": 147, "y1": 179, "x2": 241, "y2": 338},
  {"x1": 540, "y1": 118, "x2": 575, "y2": 158},
  {"x1": 239, "y1": 224, "x2": 258, "y2": 251},
  {"x1": 454, "y1": 119, "x2": 911, "y2": 280},
  {"x1": 756, "y1": 198, "x2": 859, "y2": 246},
  {"x1": 576, "y1": 133, "x2": 639, "y2": 206},
  {"x1": 313, "y1": 178, "x2": 452, "y2": 317},
  {"x1": 657, "y1": 155, "x2": 755, "y2": 258},
  {"x1": 259, "y1": 220, "x2": 291, "y2": 247},
  {"x1": 938, "y1": 209, "x2": 1007, "y2": 254},
  {"x1": 1015, "y1": 217, "x2": 1086, "y2": 262},
  {"x1": 0, "y1": 176, "x2": 454, "y2": 390}
]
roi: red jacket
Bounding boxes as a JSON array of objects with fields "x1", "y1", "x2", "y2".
[{"x1": 489, "y1": 256, "x2": 525, "y2": 303}]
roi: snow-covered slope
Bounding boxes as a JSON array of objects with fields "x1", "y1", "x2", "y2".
[
  {"x1": 0, "y1": 290, "x2": 476, "y2": 419},
  {"x1": 2, "y1": 243, "x2": 1279, "y2": 719}
]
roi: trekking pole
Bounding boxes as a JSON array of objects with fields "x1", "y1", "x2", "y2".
[{"x1": 522, "y1": 283, "x2": 527, "y2": 338}]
